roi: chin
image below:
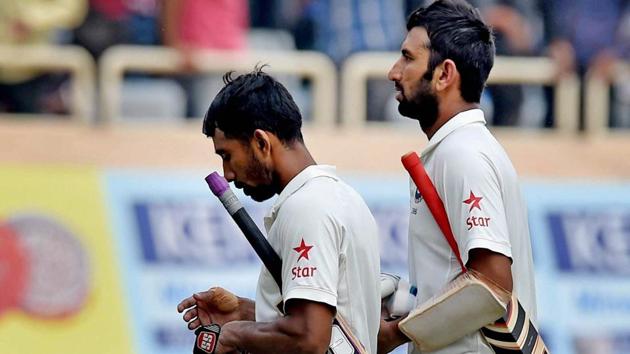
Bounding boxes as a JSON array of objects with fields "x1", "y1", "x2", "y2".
[
  {"x1": 250, "y1": 193, "x2": 274, "y2": 202},
  {"x1": 397, "y1": 102, "x2": 421, "y2": 120},
  {"x1": 245, "y1": 187, "x2": 276, "y2": 202}
]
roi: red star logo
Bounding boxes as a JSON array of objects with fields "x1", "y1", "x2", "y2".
[
  {"x1": 293, "y1": 238, "x2": 314, "y2": 262},
  {"x1": 463, "y1": 191, "x2": 483, "y2": 212}
]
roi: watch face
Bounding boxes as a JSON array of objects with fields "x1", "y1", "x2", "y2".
[
  {"x1": 0, "y1": 223, "x2": 29, "y2": 315},
  {"x1": 7, "y1": 213, "x2": 91, "y2": 318}
]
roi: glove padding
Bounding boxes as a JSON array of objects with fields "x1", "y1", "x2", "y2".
[
  {"x1": 208, "y1": 287, "x2": 239, "y2": 312},
  {"x1": 380, "y1": 273, "x2": 416, "y2": 319}
]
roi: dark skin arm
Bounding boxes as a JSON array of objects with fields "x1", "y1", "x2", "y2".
[
  {"x1": 377, "y1": 248, "x2": 513, "y2": 353},
  {"x1": 466, "y1": 248, "x2": 513, "y2": 292},
  {"x1": 219, "y1": 299, "x2": 335, "y2": 354},
  {"x1": 377, "y1": 311, "x2": 409, "y2": 354}
]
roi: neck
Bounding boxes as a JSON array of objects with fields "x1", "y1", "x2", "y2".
[
  {"x1": 273, "y1": 141, "x2": 317, "y2": 190},
  {"x1": 424, "y1": 101, "x2": 479, "y2": 139}
]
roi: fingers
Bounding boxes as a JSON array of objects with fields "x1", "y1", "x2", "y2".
[
  {"x1": 177, "y1": 296, "x2": 196, "y2": 313},
  {"x1": 182, "y1": 305, "x2": 201, "y2": 330},
  {"x1": 179, "y1": 287, "x2": 239, "y2": 331},
  {"x1": 179, "y1": 287, "x2": 219, "y2": 313},
  {"x1": 191, "y1": 287, "x2": 239, "y2": 312},
  {"x1": 183, "y1": 307, "x2": 198, "y2": 322},
  {"x1": 187, "y1": 318, "x2": 201, "y2": 330}
]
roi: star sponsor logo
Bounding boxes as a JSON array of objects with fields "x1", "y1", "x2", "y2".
[
  {"x1": 292, "y1": 266, "x2": 318, "y2": 280},
  {"x1": 463, "y1": 191, "x2": 490, "y2": 230},
  {"x1": 293, "y1": 238, "x2": 314, "y2": 262},
  {"x1": 467, "y1": 216, "x2": 491, "y2": 230},
  {"x1": 463, "y1": 191, "x2": 483, "y2": 212},
  {"x1": 291, "y1": 238, "x2": 317, "y2": 279}
]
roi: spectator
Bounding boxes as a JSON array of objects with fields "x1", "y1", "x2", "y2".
[
  {"x1": 0, "y1": 0, "x2": 87, "y2": 114},
  {"x1": 475, "y1": 0, "x2": 543, "y2": 126},
  {"x1": 543, "y1": 0, "x2": 629, "y2": 128},
  {"x1": 73, "y1": 0, "x2": 160, "y2": 60},
  {"x1": 162, "y1": 0, "x2": 249, "y2": 118},
  {"x1": 544, "y1": 0, "x2": 627, "y2": 77},
  {"x1": 295, "y1": 0, "x2": 407, "y2": 122},
  {"x1": 299, "y1": 0, "x2": 405, "y2": 65}
]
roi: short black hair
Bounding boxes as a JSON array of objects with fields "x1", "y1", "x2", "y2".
[
  {"x1": 407, "y1": 0, "x2": 494, "y2": 103},
  {"x1": 202, "y1": 67, "x2": 304, "y2": 143}
]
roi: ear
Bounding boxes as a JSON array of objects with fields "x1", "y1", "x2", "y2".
[
  {"x1": 434, "y1": 59, "x2": 459, "y2": 93},
  {"x1": 251, "y1": 129, "x2": 272, "y2": 157}
]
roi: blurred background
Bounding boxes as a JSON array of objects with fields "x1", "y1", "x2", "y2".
[{"x1": 0, "y1": 0, "x2": 629, "y2": 354}]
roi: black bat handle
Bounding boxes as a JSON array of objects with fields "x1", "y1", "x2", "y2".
[{"x1": 231, "y1": 208, "x2": 283, "y2": 289}]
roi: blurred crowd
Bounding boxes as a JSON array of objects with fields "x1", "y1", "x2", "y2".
[{"x1": 0, "y1": 0, "x2": 628, "y2": 127}]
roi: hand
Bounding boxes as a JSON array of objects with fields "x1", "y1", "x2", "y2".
[
  {"x1": 589, "y1": 50, "x2": 617, "y2": 79},
  {"x1": 378, "y1": 301, "x2": 409, "y2": 354},
  {"x1": 548, "y1": 40, "x2": 577, "y2": 78},
  {"x1": 214, "y1": 321, "x2": 242, "y2": 354},
  {"x1": 177, "y1": 287, "x2": 242, "y2": 329}
]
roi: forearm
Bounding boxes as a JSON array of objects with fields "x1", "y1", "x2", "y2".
[
  {"x1": 237, "y1": 297, "x2": 256, "y2": 321},
  {"x1": 222, "y1": 318, "x2": 326, "y2": 354}
]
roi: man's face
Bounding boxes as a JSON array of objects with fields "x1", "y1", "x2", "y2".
[
  {"x1": 388, "y1": 27, "x2": 439, "y2": 130},
  {"x1": 212, "y1": 128, "x2": 278, "y2": 202}
]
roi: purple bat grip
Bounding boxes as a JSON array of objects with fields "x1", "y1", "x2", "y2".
[{"x1": 205, "y1": 172, "x2": 230, "y2": 196}]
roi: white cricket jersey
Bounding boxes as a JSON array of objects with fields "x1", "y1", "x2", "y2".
[
  {"x1": 255, "y1": 165, "x2": 381, "y2": 354},
  {"x1": 408, "y1": 109, "x2": 537, "y2": 354}
]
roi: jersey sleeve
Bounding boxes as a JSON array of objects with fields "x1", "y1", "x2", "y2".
[
  {"x1": 437, "y1": 150, "x2": 512, "y2": 265},
  {"x1": 274, "y1": 196, "x2": 342, "y2": 310}
]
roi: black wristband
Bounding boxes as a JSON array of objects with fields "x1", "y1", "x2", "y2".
[{"x1": 194, "y1": 324, "x2": 222, "y2": 354}]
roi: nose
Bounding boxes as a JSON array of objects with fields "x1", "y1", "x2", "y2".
[
  {"x1": 388, "y1": 59, "x2": 402, "y2": 82},
  {"x1": 223, "y1": 163, "x2": 236, "y2": 182}
]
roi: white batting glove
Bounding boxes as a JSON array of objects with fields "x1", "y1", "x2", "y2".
[{"x1": 380, "y1": 273, "x2": 417, "y2": 319}]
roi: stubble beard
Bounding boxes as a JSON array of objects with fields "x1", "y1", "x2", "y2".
[
  {"x1": 397, "y1": 76, "x2": 439, "y2": 132},
  {"x1": 241, "y1": 152, "x2": 278, "y2": 202}
]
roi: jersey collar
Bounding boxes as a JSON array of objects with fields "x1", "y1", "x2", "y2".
[
  {"x1": 264, "y1": 165, "x2": 339, "y2": 229},
  {"x1": 421, "y1": 108, "x2": 486, "y2": 160}
]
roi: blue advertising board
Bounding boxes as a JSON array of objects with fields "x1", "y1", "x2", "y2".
[
  {"x1": 104, "y1": 170, "x2": 630, "y2": 354},
  {"x1": 524, "y1": 181, "x2": 630, "y2": 354}
]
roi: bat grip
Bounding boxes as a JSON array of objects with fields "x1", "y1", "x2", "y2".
[
  {"x1": 211, "y1": 185, "x2": 284, "y2": 288},
  {"x1": 231, "y1": 209, "x2": 284, "y2": 289}
]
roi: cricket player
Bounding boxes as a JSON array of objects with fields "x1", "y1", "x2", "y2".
[
  {"x1": 178, "y1": 68, "x2": 381, "y2": 354},
  {"x1": 378, "y1": 1, "x2": 537, "y2": 353}
]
